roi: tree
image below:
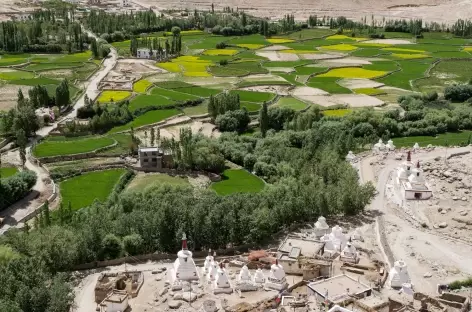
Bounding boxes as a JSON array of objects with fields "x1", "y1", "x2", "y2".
[
  {"x1": 16, "y1": 129, "x2": 27, "y2": 167},
  {"x1": 102, "y1": 234, "x2": 122, "y2": 259},
  {"x1": 150, "y1": 127, "x2": 155, "y2": 147},
  {"x1": 90, "y1": 37, "x2": 99, "y2": 58},
  {"x1": 260, "y1": 102, "x2": 268, "y2": 138},
  {"x1": 55, "y1": 79, "x2": 70, "y2": 108},
  {"x1": 123, "y1": 233, "x2": 144, "y2": 255},
  {"x1": 43, "y1": 200, "x2": 51, "y2": 227},
  {"x1": 171, "y1": 26, "x2": 181, "y2": 36}
]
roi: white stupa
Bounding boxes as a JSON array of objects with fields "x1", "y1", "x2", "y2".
[
  {"x1": 388, "y1": 260, "x2": 411, "y2": 288},
  {"x1": 387, "y1": 139, "x2": 395, "y2": 151},
  {"x1": 203, "y1": 250, "x2": 213, "y2": 274},
  {"x1": 168, "y1": 233, "x2": 199, "y2": 290},
  {"x1": 314, "y1": 216, "x2": 330, "y2": 238},
  {"x1": 206, "y1": 256, "x2": 219, "y2": 282},
  {"x1": 396, "y1": 153, "x2": 432, "y2": 200},
  {"x1": 413, "y1": 142, "x2": 420, "y2": 151},
  {"x1": 264, "y1": 260, "x2": 288, "y2": 291},
  {"x1": 236, "y1": 265, "x2": 258, "y2": 292},
  {"x1": 345, "y1": 151, "x2": 357, "y2": 162},
  {"x1": 373, "y1": 139, "x2": 386, "y2": 152},
  {"x1": 214, "y1": 263, "x2": 233, "y2": 294},
  {"x1": 253, "y1": 268, "x2": 266, "y2": 284},
  {"x1": 340, "y1": 242, "x2": 358, "y2": 263},
  {"x1": 397, "y1": 151, "x2": 414, "y2": 181}
]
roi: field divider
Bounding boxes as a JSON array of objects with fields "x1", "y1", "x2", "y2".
[{"x1": 409, "y1": 58, "x2": 441, "y2": 91}]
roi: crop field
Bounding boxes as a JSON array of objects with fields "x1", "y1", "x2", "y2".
[
  {"x1": 413, "y1": 59, "x2": 472, "y2": 92},
  {"x1": 129, "y1": 94, "x2": 175, "y2": 111},
  {"x1": 323, "y1": 109, "x2": 353, "y2": 117},
  {"x1": 133, "y1": 79, "x2": 153, "y2": 93},
  {"x1": 0, "y1": 166, "x2": 18, "y2": 178},
  {"x1": 127, "y1": 173, "x2": 190, "y2": 191},
  {"x1": 306, "y1": 77, "x2": 351, "y2": 94},
  {"x1": 230, "y1": 90, "x2": 275, "y2": 102},
  {"x1": 211, "y1": 169, "x2": 265, "y2": 195},
  {"x1": 176, "y1": 86, "x2": 220, "y2": 97},
  {"x1": 182, "y1": 102, "x2": 208, "y2": 116},
  {"x1": 60, "y1": 169, "x2": 126, "y2": 210},
  {"x1": 392, "y1": 131, "x2": 472, "y2": 147},
  {"x1": 97, "y1": 91, "x2": 132, "y2": 103},
  {"x1": 150, "y1": 87, "x2": 200, "y2": 101},
  {"x1": 241, "y1": 101, "x2": 262, "y2": 112},
  {"x1": 274, "y1": 97, "x2": 307, "y2": 110},
  {"x1": 203, "y1": 49, "x2": 239, "y2": 56},
  {"x1": 109, "y1": 109, "x2": 180, "y2": 133},
  {"x1": 33, "y1": 136, "x2": 115, "y2": 157}
]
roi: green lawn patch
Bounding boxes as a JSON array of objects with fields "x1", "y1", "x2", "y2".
[
  {"x1": 351, "y1": 48, "x2": 385, "y2": 57},
  {"x1": 432, "y1": 51, "x2": 472, "y2": 58},
  {"x1": 274, "y1": 97, "x2": 307, "y2": 111},
  {"x1": 276, "y1": 73, "x2": 304, "y2": 86},
  {"x1": 0, "y1": 166, "x2": 18, "y2": 178},
  {"x1": 363, "y1": 61, "x2": 399, "y2": 72},
  {"x1": 188, "y1": 36, "x2": 228, "y2": 49},
  {"x1": 395, "y1": 43, "x2": 459, "y2": 53},
  {"x1": 127, "y1": 173, "x2": 189, "y2": 191},
  {"x1": 129, "y1": 94, "x2": 175, "y2": 111},
  {"x1": 295, "y1": 65, "x2": 328, "y2": 75},
  {"x1": 235, "y1": 50, "x2": 268, "y2": 60},
  {"x1": 109, "y1": 109, "x2": 180, "y2": 133},
  {"x1": 25, "y1": 62, "x2": 83, "y2": 72},
  {"x1": 182, "y1": 102, "x2": 208, "y2": 116},
  {"x1": 96, "y1": 134, "x2": 131, "y2": 155},
  {"x1": 0, "y1": 70, "x2": 35, "y2": 80},
  {"x1": 353, "y1": 88, "x2": 386, "y2": 95},
  {"x1": 211, "y1": 169, "x2": 265, "y2": 195},
  {"x1": 323, "y1": 109, "x2": 353, "y2": 117},
  {"x1": 209, "y1": 66, "x2": 247, "y2": 77},
  {"x1": 283, "y1": 28, "x2": 336, "y2": 40},
  {"x1": 413, "y1": 59, "x2": 472, "y2": 92},
  {"x1": 155, "y1": 81, "x2": 194, "y2": 89},
  {"x1": 0, "y1": 54, "x2": 30, "y2": 66},
  {"x1": 306, "y1": 77, "x2": 351, "y2": 94},
  {"x1": 60, "y1": 169, "x2": 126, "y2": 210},
  {"x1": 177, "y1": 86, "x2": 221, "y2": 97},
  {"x1": 225, "y1": 61, "x2": 268, "y2": 75},
  {"x1": 241, "y1": 101, "x2": 261, "y2": 112},
  {"x1": 392, "y1": 131, "x2": 472, "y2": 148},
  {"x1": 230, "y1": 90, "x2": 275, "y2": 102},
  {"x1": 10, "y1": 77, "x2": 60, "y2": 86},
  {"x1": 263, "y1": 60, "x2": 311, "y2": 68},
  {"x1": 228, "y1": 34, "x2": 269, "y2": 45},
  {"x1": 383, "y1": 32, "x2": 414, "y2": 39},
  {"x1": 150, "y1": 87, "x2": 200, "y2": 101},
  {"x1": 237, "y1": 80, "x2": 292, "y2": 88},
  {"x1": 33, "y1": 136, "x2": 115, "y2": 158},
  {"x1": 379, "y1": 59, "x2": 434, "y2": 90}
]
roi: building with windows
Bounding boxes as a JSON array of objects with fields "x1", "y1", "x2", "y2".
[{"x1": 138, "y1": 147, "x2": 172, "y2": 169}]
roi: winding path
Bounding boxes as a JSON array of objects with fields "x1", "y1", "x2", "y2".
[
  {"x1": 359, "y1": 146, "x2": 472, "y2": 294},
  {"x1": 0, "y1": 30, "x2": 118, "y2": 234}
]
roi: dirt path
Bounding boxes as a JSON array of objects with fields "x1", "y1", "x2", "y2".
[{"x1": 359, "y1": 146, "x2": 472, "y2": 293}]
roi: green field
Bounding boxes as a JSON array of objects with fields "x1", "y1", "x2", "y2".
[
  {"x1": 151, "y1": 87, "x2": 200, "y2": 101},
  {"x1": 211, "y1": 169, "x2": 265, "y2": 195},
  {"x1": 109, "y1": 109, "x2": 180, "y2": 133},
  {"x1": 230, "y1": 90, "x2": 275, "y2": 102},
  {"x1": 0, "y1": 166, "x2": 18, "y2": 178},
  {"x1": 413, "y1": 59, "x2": 472, "y2": 92},
  {"x1": 392, "y1": 131, "x2": 472, "y2": 147},
  {"x1": 60, "y1": 169, "x2": 126, "y2": 210},
  {"x1": 274, "y1": 97, "x2": 307, "y2": 111},
  {"x1": 0, "y1": 70, "x2": 35, "y2": 81},
  {"x1": 176, "y1": 86, "x2": 221, "y2": 97},
  {"x1": 33, "y1": 136, "x2": 115, "y2": 157},
  {"x1": 323, "y1": 109, "x2": 353, "y2": 117},
  {"x1": 241, "y1": 101, "x2": 261, "y2": 112},
  {"x1": 127, "y1": 173, "x2": 190, "y2": 191},
  {"x1": 182, "y1": 102, "x2": 208, "y2": 116},
  {"x1": 129, "y1": 94, "x2": 175, "y2": 111},
  {"x1": 379, "y1": 59, "x2": 434, "y2": 90},
  {"x1": 306, "y1": 77, "x2": 351, "y2": 94},
  {"x1": 0, "y1": 54, "x2": 30, "y2": 66}
]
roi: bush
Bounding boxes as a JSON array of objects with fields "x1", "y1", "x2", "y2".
[
  {"x1": 212, "y1": 25, "x2": 222, "y2": 35},
  {"x1": 102, "y1": 234, "x2": 122, "y2": 259},
  {"x1": 0, "y1": 171, "x2": 37, "y2": 211},
  {"x1": 219, "y1": 59, "x2": 228, "y2": 66},
  {"x1": 123, "y1": 233, "x2": 144, "y2": 255},
  {"x1": 422, "y1": 91, "x2": 438, "y2": 102},
  {"x1": 444, "y1": 84, "x2": 472, "y2": 102},
  {"x1": 216, "y1": 42, "x2": 227, "y2": 49},
  {"x1": 215, "y1": 109, "x2": 250, "y2": 133},
  {"x1": 243, "y1": 153, "x2": 257, "y2": 171}
]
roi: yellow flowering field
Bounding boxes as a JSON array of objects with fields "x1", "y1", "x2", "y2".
[
  {"x1": 319, "y1": 44, "x2": 358, "y2": 51},
  {"x1": 353, "y1": 88, "x2": 386, "y2": 95},
  {"x1": 97, "y1": 91, "x2": 132, "y2": 103},
  {"x1": 267, "y1": 38, "x2": 295, "y2": 44},
  {"x1": 317, "y1": 67, "x2": 387, "y2": 79},
  {"x1": 463, "y1": 46, "x2": 472, "y2": 51},
  {"x1": 157, "y1": 62, "x2": 182, "y2": 72},
  {"x1": 323, "y1": 109, "x2": 353, "y2": 117},
  {"x1": 392, "y1": 53, "x2": 430, "y2": 59},
  {"x1": 133, "y1": 79, "x2": 153, "y2": 93},
  {"x1": 237, "y1": 44, "x2": 265, "y2": 49},
  {"x1": 355, "y1": 43, "x2": 391, "y2": 48},
  {"x1": 203, "y1": 49, "x2": 239, "y2": 55},
  {"x1": 383, "y1": 47, "x2": 425, "y2": 53}
]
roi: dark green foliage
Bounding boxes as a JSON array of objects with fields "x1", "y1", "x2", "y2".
[
  {"x1": 267, "y1": 106, "x2": 296, "y2": 131},
  {"x1": 55, "y1": 79, "x2": 70, "y2": 108},
  {"x1": 208, "y1": 92, "x2": 240, "y2": 120},
  {"x1": 102, "y1": 234, "x2": 123, "y2": 259},
  {"x1": 259, "y1": 102, "x2": 268, "y2": 137},
  {"x1": 444, "y1": 84, "x2": 472, "y2": 102},
  {"x1": 123, "y1": 234, "x2": 145, "y2": 255},
  {"x1": 0, "y1": 171, "x2": 37, "y2": 211},
  {"x1": 215, "y1": 109, "x2": 251, "y2": 133}
]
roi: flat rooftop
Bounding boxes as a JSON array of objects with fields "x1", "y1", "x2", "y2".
[
  {"x1": 105, "y1": 291, "x2": 128, "y2": 303},
  {"x1": 278, "y1": 236, "x2": 324, "y2": 257},
  {"x1": 308, "y1": 274, "x2": 371, "y2": 303}
]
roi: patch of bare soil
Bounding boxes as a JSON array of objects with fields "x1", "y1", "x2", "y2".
[
  {"x1": 0, "y1": 84, "x2": 32, "y2": 111},
  {"x1": 255, "y1": 51, "x2": 299, "y2": 61},
  {"x1": 291, "y1": 86, "x2": 329, "y2": 97},
  {"x1": 338, "y1": 78, "x2": 385, "y2": 89},
  {"x1": 240, "y1": 85, "x2": 292, "y2": 95},
  {"x1": 363, "y1": 39, "x2": 414, "y2": 45},
  {"x1": 333, "y1": 94, "x2": 385, "y2": 107}
]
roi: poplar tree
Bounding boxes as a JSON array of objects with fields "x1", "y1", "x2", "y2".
[{"x1": 260, "y1": 102, "x2": 268, "y2": 138}]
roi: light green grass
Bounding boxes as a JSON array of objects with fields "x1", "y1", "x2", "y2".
[
  {"x1": 353, "y1": 88, "x2": 387, "y2": 95},
  {"x1": 0, "y1": 166, "x2": 18, "y2": 178},
  {"x1": 109, "y1": 109, "x2": 180, "y2": 133},
  {"x1": 182, "y1": 103, "x2": 208, "y2": 116},
  {"x1": 413, "y1": 59, "x2": 472, "y2": 92},
  {"x1": 133, "y1": 79, "x2": 153, "y2": 93},
  {"x1": 295, "y1": 66, "x2": 328, "y2": 75},
  {"x1": 283, "y1": 28, "x2": 336, "y2": 40},
  {"x1": 323, "y1": 109, "x2": 353, "y2": 117},
  {"x1": 128, "y1": 94, "x2": 175, "y2": 111},
  {"x1": 10, "y1": 77, "x2": 59, "y2": 86},
  {"x1": 306, "y1": 77, "x2": 351, "y2": 94},
  {"x1": 33, "y1": 136, "x2": 115, "y2": 157},
  {"x1": 60, "y1": 169, "x2": 126, "y2": 210},
  {"x1": 351, "y1": 48, "x2": 385, "y2": 57},
  {"x1": 241, "y1": 101, "x2": 261, "y2": 112},
  {"x1": 127, "y1": 173, "x2": 189, "y2": 191},
  {"x1": 211, "y1": 169, "x2": 265, "y2": 195},
  {"x1": 274, "y1": 97, "x2": 307, "y2": 111},
  {"x1": 0, "y1": 54, "x2": 30, "y2": 66},
  {"x1": 0, "y1": 70, "x2": 35, "y2": 80},
  {"x1": 392, "y1": 131, "x2": 472, "y2": 147},
  {"x1": 150, "y1": 87, "x2": 200, "y2": 101},
  {"x1": 379, "y1": 59, "x2": 434, "y2": 90},
  {"x1": 263, "y1": 60, "x2": 311, "y2": 68},
  {"x1": 177, "y1": 86, "x2": 220, "y2": 97},
  {"x1": 25, "y1": 62, "x2": 83, "y2": 72},
  {"x1": 97, "y1": 91, "x2": 132, "y2": 103}
]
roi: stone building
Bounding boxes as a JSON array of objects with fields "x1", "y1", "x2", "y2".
[{"x1": 138, "y1": 147, "x2": 172, "y2": 169}]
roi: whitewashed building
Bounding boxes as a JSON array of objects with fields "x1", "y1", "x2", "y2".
[
  {"x1": 396, "y1": 151, "x2": 432, "y2": 200},
  {"x1": 388, "y1": 260, "x2": 411, "y2": 288},
  {"x1": 386, "y1": 139, "x2": 395, "y2": 151},
  {"x1": 100, "y1": 290, "x2": 128, "y2": 312},
  {"x1": 122, "y1": 0, "x2": 131, "y2": 6},
  {"x1": 264, "y1": 260, "x2": 288, "y2": 291},
  {"x1": 168, "y1": 233, "x2": 199, "y2": 290},
  {"x1": 136, "y1": 48, "x2": 157, "y2": 59}
]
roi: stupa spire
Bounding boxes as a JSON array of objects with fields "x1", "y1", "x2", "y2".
[
  {"x1": 182, "y1": 233, "x2": 188, "y2": 250},
  {"x1": 416, "y1": 160, "x2": 420, "y2": 168},
  {"x1": 407, "y1": 150, "x2": 411, "y2": 162}
]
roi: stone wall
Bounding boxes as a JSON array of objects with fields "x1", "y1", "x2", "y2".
[{"x1": 377, "y1": 215, "x2": 395, "y2": 268}]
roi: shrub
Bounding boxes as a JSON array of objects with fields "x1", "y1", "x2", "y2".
[
  {"x1": 102, "y1": 234, "x2": 122, "y2": 259},
  {"x1": 212, "y1": 25, "x2": 222, "y2": 35},
  {"x1": 422, "y1": 91, "x2": 439, "y2": 102},
  {"x1": 219, "y1": 59, "x2": 228, "y2": 66},
  {"x1": 243, "y1": 153, "x2": 257, "y2": 171},
  {"x1": 215, "y1": 109, "x2": 250, "y2": 133},
  {"x1": 216, "y1": 42, "x2": 227, "y2": 49},
  {"x1": 123, "y1": 234, "x2": 145, "y2": 256},
  {"x1": 0, "y1": 171, "x2": 37, "y2": 211},
  {"x1": 444, "y1": 84, "x2": 472, "y2": 102}
]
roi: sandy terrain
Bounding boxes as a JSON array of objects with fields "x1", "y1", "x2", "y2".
[
  {"x1": 299, "y1": 53, "x2": 345, "y2": 60},
  {"x1": 291, "y1": 86, "x2": 329, "y2": 97},
  {"x1": 136, "y1": 119, "x2": 219, "y2": 142},
  {"x1": 295, "y1": 95, "x2": 345, "y2": 107},
  {"x1": 267, "y1": 67, "x2": 295, "y2": 73},
  {"x1": 259, "y1": 45, "x2": 290, "y2": 51},
  {"x1": 338, "y1": 78, "x2": 385, "y2": 89},
  {"x1": 147, "y1": 72, "x2": 179, "y2": 82},
  {"x1": 240, "y1": 85, "x2": 292, "y2": 95},
  {"x1": 243, "y1": 74, "x2": 287, "y2": 82},
  {"x1": 333, "y1": 94, "x2": 385, "y2": 107},
  {"x1": 255, "y1": 51, "x2": 299, "y2": 61}
]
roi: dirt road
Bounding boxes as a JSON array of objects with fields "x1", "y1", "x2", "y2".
[{"x1": 360, "y1": 146, "x2": 472, "y2": 293}]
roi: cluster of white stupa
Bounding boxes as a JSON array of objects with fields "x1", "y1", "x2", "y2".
[
  {"x1": 388, "y1": 260, "x2": 411, "y2": 289},
  {"x1": 169, "y1": 233, "x2": 289, "y2": 295},
  {"x1": 314, "y1": 217, "x2": 358, "y2": 263},
  {"x1": 373, "y1": 139, "x2": 396, "y2": 153}
]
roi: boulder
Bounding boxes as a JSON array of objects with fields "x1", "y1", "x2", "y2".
[
  {"x1": 173, "y1": 293, "x2": 183, "y2": 300},
  {"x1": 182, "y1": 292, "x2": 197, "y2": 302},
  {"x1": 159, "y1": 288, "x2": 168, "y2": 296},
  {"x1": 424, "y1": 272, "x2": 432, "y2": 278},
  {"x1": 462, "y1": 197, "x2": 468, "y2": 201},
  {"x1": 438, "y1": 222, "x2": 448, "y2": 228},
  {"x1": 460, "y1": 211, "x2": 468, "y2": 216},
  {"x1": 168, "y1": 300, "x2": 182, "y2": 309}
]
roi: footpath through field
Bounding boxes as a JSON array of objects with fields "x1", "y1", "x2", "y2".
[
  {"x1": 0, "y1": 29, "x2": 119, "y2": 234},
  {"x1": 359, "y1": 146, "x2": 472, "y2": 294}
]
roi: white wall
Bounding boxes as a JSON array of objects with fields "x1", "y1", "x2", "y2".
[{"x1": 106, "y1": 298, "x2": 128, "y2": 312}]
